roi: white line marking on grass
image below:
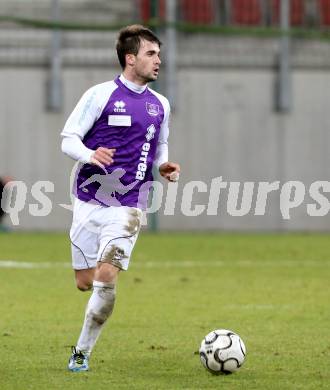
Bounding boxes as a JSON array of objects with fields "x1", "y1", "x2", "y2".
[
  {"x1": 225, "y1": 304, "x2": 295, "y2": 310},
  {"x1": 140, "y1": 260, "x2": 226, "y2": 268},
  {"x1": 0, "y1": 259, "x2": 329, "y2": 269},
  {"x1": 137, "y1": 260, "x2": 330, "y2": 268},
  {"x1": 0, "y1": 260, "x2": 70, "y2": 269}
]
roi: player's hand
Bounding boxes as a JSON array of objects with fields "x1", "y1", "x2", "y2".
[
  {"x1": 1, "y1": 176, "x2": 13, "y2": 185},
  {"x1": 90, "y1": 147, "x2": 116, "y2": 169},
  {"x1": 159, "y1": 162, "x2": 180, "y2": 182}
]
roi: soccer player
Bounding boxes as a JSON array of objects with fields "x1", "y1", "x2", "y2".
[{"x1": 61, "y1": 24, "x2": 180, "y2": 372}]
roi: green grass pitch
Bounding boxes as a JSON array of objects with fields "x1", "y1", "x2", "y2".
[{"x1": 0, "y1": 232, "x2": 329, "y2": 389}]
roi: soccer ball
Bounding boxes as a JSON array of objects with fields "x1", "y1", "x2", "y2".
[{"x1": 199, "y1": 329, "x2": 246, "y2": 374}]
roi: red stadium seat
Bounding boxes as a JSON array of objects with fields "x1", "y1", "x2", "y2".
[
  {"x1": 139, "y1": 0, "x2": 330, "y2": 27},
  {"x1": 291, "y1": 0, "x2": 305, "y2": 25},
  {"x1": 139, "y1": 0, "x2": 166, "y2": 22},
  {"x1": 140, "y1": 0, "x2": 150, "y2": 22},
  {"x1": 231, "y1": 0, "x2": 262, "y2": 25},
  {"x1": 180, "y1": 0, "x2": 214, "y2": 24},
  {"x1": 140, "y1": 0, "x2": 214, "y2": 24},
  {"x1": 272, "y1": 0, "x2": 305, "y2": 26},
  {"x1": 319, "y1": 0, "x2": 330, "y2": 26}
]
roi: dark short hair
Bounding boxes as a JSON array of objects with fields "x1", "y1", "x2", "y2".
[{"x1": 116, "y1": 24, "x2": 162, "y2": 69}]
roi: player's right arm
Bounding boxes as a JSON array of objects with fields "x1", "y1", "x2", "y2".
[{"x1": 61, "y1": 85, "x2": 115, "y2": 169}]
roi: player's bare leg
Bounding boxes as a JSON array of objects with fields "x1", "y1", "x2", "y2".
[
  {"x1": 74, "y1": 269, "x2": 95, "y2": 291},
  {"x1": 68, "y1": 262, "x2": 120, "y2": 372}
]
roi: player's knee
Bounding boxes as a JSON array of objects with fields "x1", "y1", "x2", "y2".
[
  {"x1": 76, "y1": 279, "x2": 93, "y2": 291},
  {"x1": 96, "y1": 261, "x2": 121, "y2": 284},
  {"x1": 75, "y1": 269, "x2": 95, "y2": 291}
]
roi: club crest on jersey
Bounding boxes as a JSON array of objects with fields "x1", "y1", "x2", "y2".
[
  {"x1": 146, "y1": 124, "x2": 156, "y2": 141},
  {"x1": 114, "y1": 100, "x2": 126, "y2": 113},
  {"x1": 146, "y1": 102, "x2": 159, "y2": 116}
]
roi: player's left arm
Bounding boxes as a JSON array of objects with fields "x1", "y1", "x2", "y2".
[
  {"x1": 159, "y1": 161, "x2": 180, "y2": 182},
  {"x1": 154, "y1": 100, "x2": 180, "y2": 182}
]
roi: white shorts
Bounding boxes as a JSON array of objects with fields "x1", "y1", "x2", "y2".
[{"x1": 70, "y1": 198, "x2": 142, "y2": 271}]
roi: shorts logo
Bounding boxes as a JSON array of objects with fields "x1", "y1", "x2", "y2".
[
  {"x1": 146, "y1": 102, "x2": 159, "y2": 116},
  {"x1": 113, "y1": 247, "x2": 125, "y2": 261},
  {"x1": 114, "y1": 100, "x2": 126, "y2": 113}
]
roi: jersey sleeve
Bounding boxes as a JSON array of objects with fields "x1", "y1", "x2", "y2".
[
  {"x1": 154, "y1": 98, "x2": 170, "y2": 168},
  {"x1": 61, "y1": 84, "x2": 110, "y2": 163}
]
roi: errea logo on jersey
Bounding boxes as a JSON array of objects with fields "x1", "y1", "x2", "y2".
[
  {"x1": 114, "y1": 100, "x2": 126, "y2": 113},
  {"x1": 146, "y1": 124, "x2": 156, "y2": 141},
  {"x1": 136, "y1": 125, "x2": 156, "y2": 181}
]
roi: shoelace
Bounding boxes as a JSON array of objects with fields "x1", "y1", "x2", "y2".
[{"x1": 71, "y1": 346, "x2": 85, "y2": 365}]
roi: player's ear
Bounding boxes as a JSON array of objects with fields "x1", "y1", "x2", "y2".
[{"x1": 126, "y1": 53, "x2": 135, "y2": 67}]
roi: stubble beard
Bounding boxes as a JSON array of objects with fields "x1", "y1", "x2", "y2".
[
  {"x1": 141, "y1": 73, "x2": 157, "y2": 84},
  {"x1": 139, "y1": 68, "x2": 159, "y2": 84}
]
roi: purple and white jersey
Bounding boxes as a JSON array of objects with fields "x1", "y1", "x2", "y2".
[{"x1": 61, "y1": 75, "x2": 170, "y2": 210}]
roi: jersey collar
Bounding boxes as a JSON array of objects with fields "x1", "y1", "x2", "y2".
[{"x1": 119, "y1": 74, "x2": 147, "y2": 94}]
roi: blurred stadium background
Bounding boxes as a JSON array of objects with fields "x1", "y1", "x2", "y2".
[{"x1": 1, "y1": 0, "x2": 330, "y2": 231}]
